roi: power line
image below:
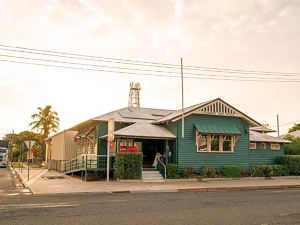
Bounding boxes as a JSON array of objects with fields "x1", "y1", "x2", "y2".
[
  {"x1": 270, "y1": 120, "x2": 300, "y2": 128},
  {"x1": 1, "y1": 44, "x2": 300, "y2": 77},
  {"x1": 1, "y1": 58, "x2": 300, "y2": 83},
  {"x1": 1, "y1": 53, "x2": 300, "y2": 81}
]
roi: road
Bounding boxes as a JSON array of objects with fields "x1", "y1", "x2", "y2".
[
  {"x1": 0, "y1": 167, "x2": 16, "y2": 195},
  {"x1": 0, "y1": 188, "x2": 300, "y2": 225}
]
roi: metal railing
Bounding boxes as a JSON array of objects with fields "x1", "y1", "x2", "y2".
[
  {"x1": 157, "y1": 156, "x2": 167, "y2": 180},
  {"x1": 61, "y1": 154, "x2": 114, "y2": 173}
]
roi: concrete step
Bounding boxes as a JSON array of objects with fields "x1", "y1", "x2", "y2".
[{"x1": 142, "y1": 170, "x2": 165, "y2": 182}]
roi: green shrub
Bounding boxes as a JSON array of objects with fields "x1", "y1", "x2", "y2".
[
  {"x1": 166, "y1": 164, "x2": 180, "y2": 179},
  {"x1": 114, "y1": 153, "x2": 142, "y2": 179},
  {"x1": 183, "y1": 166, "x2": 197, "y2": 178},
  {"x1": 250, "y1": 165, "x2": 273, "y2": 178},
  {"x1": 284, "y1": 144, "x2": 300, "y2": 155},
  {"x1": 202, "y1": 166, "x2": 217, "y2": 178},
  {"x1": 222, "y1": 166, "x2": 241, "y2": 178},
  {"x1": 271, "y1": 165, "x2": 289, "y2": 176},
  {"x1": 241, "y1": 167, "x2": 250, "y2": 177},
  {"x1": 275, "y1": 156, "x2": 300, "y2": 175}
]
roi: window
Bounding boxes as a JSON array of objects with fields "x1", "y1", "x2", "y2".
[
  {"x1": 223, "y1": 136, "x2": 232, "y2": 152},
  {"x1": 250, "y1": 142, "x2": 256, "y2": 150},
  {"x1": 261, "y1": 143, "x2": 266, "y2": 149},
  {"x1": 197, "y1": 135, "x2": 208, "y2": 152},
  {"x1": 196, "y1": 132, "x2": 237, "y2": 153},
  {"x1": 271, "y1": 143, "x2": 280, "y2": 150},
  {"x1": 211, "y1": 135, "x2": 220, "y2": 151}
]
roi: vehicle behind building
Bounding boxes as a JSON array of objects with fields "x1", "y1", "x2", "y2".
[{"x1": 0, "y1": 147, "x2": 8, "y2": 168}]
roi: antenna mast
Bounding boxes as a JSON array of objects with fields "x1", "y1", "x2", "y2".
[{"x1": 128, "y1": 82, "x2": 141, "y2": 108}]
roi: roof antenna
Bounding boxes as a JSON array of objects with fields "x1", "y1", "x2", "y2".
[{"x1": 128, "y1": 82, "x2": 141, "y2": 108}]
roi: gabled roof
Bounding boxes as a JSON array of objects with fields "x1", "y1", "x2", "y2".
[
  {"x1": 250, "y1": 131, "x2": 290, "y2": 143},
  {"x1": 155, "y1": 98, "x2": 261, "y2": 127},
  {"x1": 92, "y1": 107, "x2": 174, "y2": 124},
  {"x1": 102, "y1": 122, "x2": 176, "y2": 140}
]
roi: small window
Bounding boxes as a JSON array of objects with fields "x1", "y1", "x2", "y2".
[
  {"x1": 261, "y1": 143, "x2": 266, "y2": 149},
  {"x1": 250, "y1": 142, "x2": 256, "y2": 150},
  {"x1": 271, "y1": 143, "x2": 280, "y2": 150}
]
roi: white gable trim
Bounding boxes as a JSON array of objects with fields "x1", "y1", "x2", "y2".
[{"x1": 171, "y1": 99, "x2": 260, "y2": 127}]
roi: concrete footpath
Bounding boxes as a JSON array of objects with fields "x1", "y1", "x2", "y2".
[{"x1": 14, "y1": 168, "x2": 300, "y2": 195}]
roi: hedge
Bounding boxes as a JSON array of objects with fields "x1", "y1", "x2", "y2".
[
  {"x1": 166, "y1": 164, "x2": 180, "y2": 179},
  {"x1": 275, "y1": 155, "x2": 300, "y2": 175},
  {"x1": 221, "y1": 166, "x2": 241, "y2": 178},
  {"x1": 114, "y1": 153, "x2": 142, "y2": 179}
]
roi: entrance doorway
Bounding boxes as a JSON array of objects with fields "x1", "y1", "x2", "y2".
[{"x1": 142, "y1": 140, "x2": 164, "y2": 167}]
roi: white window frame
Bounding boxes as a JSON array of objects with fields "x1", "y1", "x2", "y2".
[
  {"x1": 196, "y1": 132, "x2": 236, "y2": 153},
  {"x1": 261, "y1": 142, "x2": 267, "y2": 150},
  {"x1": 250, "y1": 142, "x2": 256, "y2": 150},
  {"x1": 271, "y1": 143, "x2": 280, "y2": 150}
]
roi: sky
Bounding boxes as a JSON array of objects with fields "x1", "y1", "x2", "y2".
[{"x1": 0, "y1": 0, "x2": 299, "y2": 138}]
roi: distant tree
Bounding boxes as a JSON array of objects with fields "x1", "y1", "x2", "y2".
[
  {"x1": 29, "y1": 105, "x2": 59, "y2": 140},
  {"x1": 288, "y1": 123, "x2": 300, "y2": 133},
  {"x1": 29, "y1": 105, "x2": 59, "y2": 160},
  {"x1": 4, "y1": 131, "x2": 42, "y2": 161}
]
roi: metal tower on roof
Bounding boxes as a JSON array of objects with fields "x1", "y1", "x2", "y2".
[{"x1": 128, "y1": 82, "x2": 141, "y2": 108}]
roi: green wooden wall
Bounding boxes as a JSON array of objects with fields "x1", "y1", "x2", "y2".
[
  {"x1": 96, "y1": 122, "x2": 130, "y2": 155},
  {"x1": 170, "y1": 114, "x2": 250, "y2": 170},
  {"x1": 249, "y1": 142, "x2": 284, "y2": 165}
]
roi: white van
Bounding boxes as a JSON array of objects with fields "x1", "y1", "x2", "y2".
[{"x1": 0, "y1": 147, "x2": 8, "y2": 168}]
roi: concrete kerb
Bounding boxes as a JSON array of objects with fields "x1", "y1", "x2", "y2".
[
  {"x1": 178, "y1": 184, "x2": 300, "y2": 193},
  {"x1": 9, "y1": 163, "x2": 32, "y2": 193}
]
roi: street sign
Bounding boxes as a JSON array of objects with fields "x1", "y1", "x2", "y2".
[
  {"x1": 107, "y1": 118, "x2": 115, "y2": 142},
  {"x1": 24, "y1": 140, "x2": 35, "y2": 150}
]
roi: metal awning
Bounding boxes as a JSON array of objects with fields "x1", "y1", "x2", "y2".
[
  {"x1": 100, "y1": 123, "x2": 176, "y2": 140},
  {"x1": 74, "y1": 126, "x2": 95, "y2": 140},
  {"x1": 195, "y1": 124, "x2": 241, "y2": 135}
]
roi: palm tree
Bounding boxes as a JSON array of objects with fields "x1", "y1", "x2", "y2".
[{"x1": 29, "y1": 105, "x2": 59, "y2": 140}]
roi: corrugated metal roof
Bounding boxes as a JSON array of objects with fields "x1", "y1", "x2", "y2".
[
  {"x1": 110, "y1": 123, "x2": 176, "y2": 139},
  {"x1": 250, "y1": 130, "x2": 290, "y2": 143},
  {"x1": 250, "y1": 126, "x2": 276, "y2": 133},
  {"x1": 92, "y1": 107, "x2": 174, "y2": 123},
  {"x1": 155, "y1": 99, "x2": 214, "y2": 123},
  {"x1": 154, "y1": 98, "x2": 260, "y2": 127},
  {"x1": 195, "y1": 124, "x2": 241, "y2": 135}
]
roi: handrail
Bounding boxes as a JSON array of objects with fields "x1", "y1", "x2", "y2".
[
  {"x1": 157, "y1": 157, "x2": 167, "y2": 180},
  {"x1": 61, "y1": 154, "x2": 113, "y2": 173}
]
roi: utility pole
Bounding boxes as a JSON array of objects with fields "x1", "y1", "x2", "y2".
[
  {"x1": 277, "y1": 115, "x2": 280, "y2": 137},
  {"x1": 181, "y1": 58, "x2": 184, "y2": 138}
]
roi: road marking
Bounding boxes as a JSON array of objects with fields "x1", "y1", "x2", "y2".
[
  {"x1": 7, "y1": 193, "x2": 20, "y2": 196},
  {"x1": 0, "y1": 202, "x2": 78, "y2": 210}
]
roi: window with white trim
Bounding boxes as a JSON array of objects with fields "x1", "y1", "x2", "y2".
[
  {"x1": 250, "y1": 142, "x2": 256, "y2": 149},
  {"x1": 211, "y1": 135, "x2": 220, "y2": 151},
  {"x1": 261, "y1": 143, "x2": 266, "y2": 149},
  {"x1": 196, "y1": 132, "x2": 237, "y2": 153},
  {"x1": 197, "y1": 134, "x2": 208, "y2": 152},
  {"x1": 271, "y1": 143, "x2": 280, "y2": 150},
  {"x1": 223, "y1": 136, "x2": 232, "y2": 152}
]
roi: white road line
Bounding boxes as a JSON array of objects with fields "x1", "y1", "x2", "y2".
[{"x1": 0, "y1": 202, "x2": 78, "y2": 210}]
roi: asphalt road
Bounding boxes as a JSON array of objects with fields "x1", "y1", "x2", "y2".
[
  {"x1": 0, "y1": 188, "x2": 300, "y2": 225},
  {"x1": 0, "y1": 167, "x2": 16, "y2": 194}
]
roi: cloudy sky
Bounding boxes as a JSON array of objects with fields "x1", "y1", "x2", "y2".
[{"x1": 0, "y1": 0, "x2": 299, "y2": 138}]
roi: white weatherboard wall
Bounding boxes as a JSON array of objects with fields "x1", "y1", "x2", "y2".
[{"x1": 51, "y1": 131, "x2": 77, "y2": 161}]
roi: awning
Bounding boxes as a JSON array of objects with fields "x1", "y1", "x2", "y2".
[
  {"x1": 100, "y1": 123, "x2": 176, "y2": 140},
  {"x1": 195, "y1": 124, "x2": 241, "y2": 135}
]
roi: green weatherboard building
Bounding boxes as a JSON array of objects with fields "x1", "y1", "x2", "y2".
[{"x1": 69, "y1": 98, "x2": 288, "y2": 175}]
